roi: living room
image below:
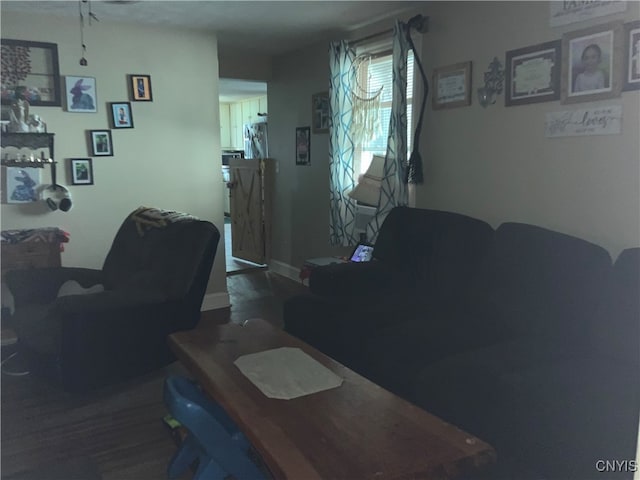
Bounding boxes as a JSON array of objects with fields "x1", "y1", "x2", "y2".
[
  {"x1": 1, "y1": 1, "x2": 639, "y2": 478},
  {"x1": 2, "y1": 2, "x2": 638, "y2": 302}
]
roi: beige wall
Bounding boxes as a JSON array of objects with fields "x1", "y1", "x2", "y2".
[
  {"x1": 418, "y1": 1, "x2": 640, "y2": 260},
  {"x1": 267, "y1": 1, "x2": 639, "y2": 269},
  {"x1": 1, "y1": 12, "x2": 227, "y2": 298}
]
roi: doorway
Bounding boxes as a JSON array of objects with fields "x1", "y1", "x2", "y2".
[{"x1": 218, "y1": 78, "x2": 268, "y2": 275}]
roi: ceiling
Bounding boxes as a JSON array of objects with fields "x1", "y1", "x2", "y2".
[
  {"x1": 1, "y1": 1, "x2": 422, "y2": 55},
  {"x1": 1, "y1": 0, "x2": 422, "y2": 101}
]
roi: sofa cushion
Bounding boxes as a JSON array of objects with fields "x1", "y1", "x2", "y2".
[
  {"x1": 354, "y1": 302, "x2": 511, "y2": 397},
  {"x1": 500, "y1": 357, "x2": 639, "y2": 480},
  {"x1": 372, "y1": 207, "x2": 494, "y2": 302},
  {"x1": 478, "y1": 223, "x2": 612, "y2": 353},
  {"x1": 591, "y1": 248, "x2": 639, "y2": 368}
]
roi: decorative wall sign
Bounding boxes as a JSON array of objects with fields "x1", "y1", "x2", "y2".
[
  {"x1": 505, "y1": 40, "x2": 561, "y2": 106},
  {"x1": 623, "y1": 20, "x2": 640, "y2": 91},
  {"x1": 65, "y1": 76, "x2": 97, "y2": 113},
  {"x1": 296, "y1": 126, "x2": 310, "y2": 165},
  {"x1": 545, "y1": 105, "x2": 622, "y2": 137},
  {"x1": 311, "y1": 92, "x2": 329, "y2": 133},
  {"x1": 550, "y1": 1, "x2": 627, "y2": 27},
  {"x1": 0, "y1": 39, "x2": 61, "y2": 107},
  {"x1": 129, "y1": 74, "x2": 153, "y2": 101},
  {"x1": 432, "y1": 61, "x2": 472, "y2": 109},
  {"x1": 70, "y1": 158, "x2": 93, "y2": 185},
  {"x1": 89, "y1": 130, "x2": 113, "y2": 156},
  {"x1": 561, "y1": 22, "x2": 623, "y2": 104}
]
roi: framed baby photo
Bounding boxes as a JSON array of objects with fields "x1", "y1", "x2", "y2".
[
  {"x1": 128, "y1": 74, "x2": 153, "y2": 101},
  {"x1": 109, "y1": 102, "x2": 134, "y2": 129},
  {"x1": 69, "y1": 158, "x2": 94, "y2": 185},
  {"x1": 623, "y1": 21, "x2": 640, "y2": 91},
  {"x1": 561, "y1": 21, "x2": 623, "y2": 104},
  {"x1": 89, "y1": 129, "x2": 113, "y2": 157}
]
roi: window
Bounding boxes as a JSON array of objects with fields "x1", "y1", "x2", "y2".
[{"x1": 354, "y1": 49, "x2": 415, "y2": 175}]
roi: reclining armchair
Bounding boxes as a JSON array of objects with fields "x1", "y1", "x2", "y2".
[{"x1": 5, "y1": 207, "x2": 220, "y2": 392}]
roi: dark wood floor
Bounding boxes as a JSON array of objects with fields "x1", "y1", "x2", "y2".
[{"x1": 1, "y1": 271, "x2": 308, "y2": 480}]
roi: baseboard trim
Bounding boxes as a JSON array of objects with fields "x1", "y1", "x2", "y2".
[
  {"x1": 200, "y1": 291, "x2": 231, "y2": 311},
  {"x1": 268, "y1": 259, "x2": 301, "y2": 283}
]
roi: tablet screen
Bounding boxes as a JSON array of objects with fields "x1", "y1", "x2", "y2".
[{"x1": 350, "y1": 244, "x2": 374, "y2": 262}]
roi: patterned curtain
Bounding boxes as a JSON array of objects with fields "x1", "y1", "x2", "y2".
[
  {"x1": 328, "y1": 41, "x2": 358, "y2": 246},
  {"x1": 366, "y1": 21, "x2": 411, "y2": 242}
]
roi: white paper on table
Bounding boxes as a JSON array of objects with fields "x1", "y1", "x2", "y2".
[{"x1": 234, "y1": 347, "x2": 343, "y2": 399}]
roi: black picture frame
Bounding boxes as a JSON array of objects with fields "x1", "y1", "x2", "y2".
[
  {"x1": 295, "y1": 126, "x2": 311, "y2": 166},
  {"x1": 623, "y1": 20, "x2": 640, "y2": 92},
  {"x1": 311, "y1": 92, "x2": 329, "y2": 133},
  {"x1": 505, "y1": 40, "x2": 562, "y2": 106},
  {"x1": 0, "y1": 39, "x2": 61, "y2": 107},
  {"x1": 88, "y1": 130, "x2": 113, "y2": 157},
  {"x1": 69, "y1": 158, "x2": 94, "y2": 185},
  {"x1": 109, "y1": 102, "x2": 134, "y2": 129},
  {"x1": 128, "y1": 74, "x2": 153, "y2": 102}
]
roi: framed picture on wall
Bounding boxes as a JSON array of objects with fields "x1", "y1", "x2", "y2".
[
  {"x1": 296, "y1": 126, "x2": 310, "y2": 165},
  {"x1": 311, "y1": 92, "x2": 329, "y2": 133},
  {"x1": 505, "y1": 40, "x2": 562, "y2": 106},
  {"x1": 65, "y1": 76, "x2": 97, "y2": 113},
  {"x1": 623, "y1": 20, "x2": 640, "y2": 91},
  {"x1": 561, "y1": 21, "x2": 623, "y2": 104},
  {"x1": 69, "y1": 158, "x2": 94, "y2": 185},
  {"x1": 128, "y1": 74, "x2": 153, "y2": 101},
  {"x1": 0, "y1": 39, "x2": 61, "y2": 107},
  {"x1": 89, "y1": 130, "x2": 113, "y2": 157},
  {"x1": 109, "y1": 102, "x2": 134, "y2": 129},
  {"x1": 432, "y1": 61, "x2": 472, "y2": 109}
]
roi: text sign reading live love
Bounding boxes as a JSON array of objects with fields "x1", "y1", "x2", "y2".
[
  {"x1": 545, "y1": 105, "x2": 622, "y2": 137},
  {"x1": 549, "y1": 1, "x2": 627, "y2": 27}
]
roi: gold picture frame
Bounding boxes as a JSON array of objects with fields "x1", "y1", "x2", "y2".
[
  {"x1": 561, "y1": 21, "x2": 623, "y2": 104},
  {"x1": 432, "y1": 61, "x2": 472, "y2": 110}
]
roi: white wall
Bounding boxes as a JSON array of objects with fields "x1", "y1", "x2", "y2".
[
  {"x1": 267, "y1": 1, "x2": 639, "y2": 269},
  {"x1": 1, "y1": 12, "x2": 228, "y2": 297},
  {"x1": 418, "y1": 1, "x2": 640, "y2": 260}
]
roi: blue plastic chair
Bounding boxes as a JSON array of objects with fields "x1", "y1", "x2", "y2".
[{"x1": 163, "y1": 375, "x2": 267, "y2": 480}]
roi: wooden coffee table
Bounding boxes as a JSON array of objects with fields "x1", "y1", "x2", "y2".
[{"x1": 168, "y1": 319, "x2": 495, "y2": 480}]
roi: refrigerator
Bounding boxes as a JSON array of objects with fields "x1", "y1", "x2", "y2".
[{"x1": 243, "y1": 122, "x2": 268, "y2": 159}]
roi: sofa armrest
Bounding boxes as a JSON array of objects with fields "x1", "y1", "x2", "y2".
[
  {"x1": 53, "y1": 288, "x2": 167, "y2": 314},
  {"x1": 309, "y1": 261, "x2": 394, "y2": 297},
  {"x1": 5, "y1": 267, "x2": 103, "y2": 307}
]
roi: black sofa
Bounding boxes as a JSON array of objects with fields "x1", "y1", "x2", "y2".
[{"x1": 284, "y1": 206, "x2": 639, "y2": 479}]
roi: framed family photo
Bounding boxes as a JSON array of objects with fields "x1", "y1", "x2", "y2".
[
  {"x1": 505, "y1": 40, "x2": 561, "y2": 106},
  {"x1": 65, "y1": 76, "x2": 97, "y2": 113},
  {"x1": 109, "y1": 102, "x2": 134, "y2": 129},
  {"x1": 0, "y1": 39, "x2": 61, "y2": 107},
  {"x1": 129, "y1": 74, "x2": 153, "y2": 101},
  {"x1": 623, "y1": 21, "x2": 640, "y2": 91},
  {"x1": 561, "y1": 22, "x2": 623, "y2": 104},
  {"x1": 69, "y1": 158, "x2": 94, "y2": 185},
  {"x1": 311, "y1": 92, "x2": 329, "y2": 133},
  {"x1": 89, "y1": 130, "x2": 113, "y2": 157},
  {"x1": 432, "y1": 61, "x2": 472, "y2": 109}
]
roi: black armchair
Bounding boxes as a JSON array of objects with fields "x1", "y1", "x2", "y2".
[{"x1": 5, "y1": 207, "x2": 220, "y2": 392}]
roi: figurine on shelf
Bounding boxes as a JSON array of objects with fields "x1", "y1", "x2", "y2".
[
  {"x1": 27, "y1": 114, "x2": 46, "y2": 133},
  {"x1": 8, "y1": 87, "x2": 30, "y2": 133}
]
